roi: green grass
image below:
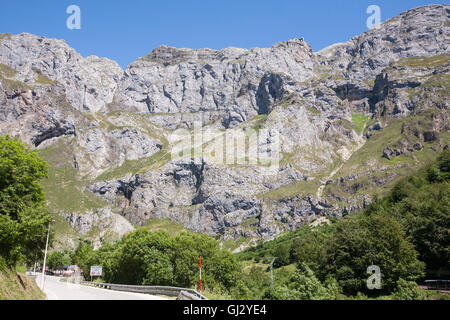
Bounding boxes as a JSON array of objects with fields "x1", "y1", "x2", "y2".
[
  {"x1": 306, "y1": 106, "x2": 321, "y2": 115},
  {"x1": 364, "y1": 79, "x2": 375, "y2": 87},
  {"x1": 35, "y1": 73, "x2": 54, "y2": 85},
  {"x1": 236, "y1": 114, "x2": 268, "y2": 132},
  {"x1": 42, "y1": 166, "x2": 107, "y2": 213},
  {"x1": 83, "y1": 112, "x2": 125, "y2": 132},
  {"x1": 1, "y1": 64, "x2": 54, "y2": 88},
  {"x1": 351, "y1": 113, "x2": 371, "y2": 135},
  {"x1": 398, "y1": 54, "x2": 450, "y2": 68},
  {"x1": 221, "y1": 237, "x2": 251, "y2": 252},
  {"x1": 201, "y1": 287, "x2": 233, "y2": 300},
  {"x1": 338, "y1": 118, "x2": 359, "y2": 134},
  {"x1": 325, "y1": 140, "x2": 442, "y2": 203},
  {"x1": 323, "y1": 109, "x2": 446, "y2": 202},
  {"x1": 421, "y1": 290, "x2": 450, "y2": 301},
  {"x1": 0, "y1": 63, "x2": 17, "y2": 78},
  {"x1": 342, "y1": 289, "x2": 449, "y2": 301},
  {"x1": 422, "y1": 73, "x2": 450, "y2": 97},
  {"x1": 279, "y1": 145, "x2": 337, "y2": 176},
  {"x1": 138, "y1": 218, "x2": 187, "y2": 236},
  {"x1": 38, "y1": 136, "x2": 107, "y2": 214},
  {"x1": 250, "y1": 114, "x2": 268, "y2": 131},
  {"x1": 95, "y1": 148, "x2": 172, "y2": 181},
  {"x1": 15, "y1": 265, "x2": 27, "y2": 274},
  {"x1": 335, "y1": 119, "x2": 404, "y2": 178},
  {"x1": 0, "y1": 78, "x2": 30, "y2": 91},
  {"x1": 258, "y1": 180, "x2": 319, "y2": 201},
  {"x1": 101, "y1": 111, "x2": 171, "y2": 156}
]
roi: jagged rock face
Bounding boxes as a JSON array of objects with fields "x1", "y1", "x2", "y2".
[
  {"x1": 0, "y1": 33, "x2": 123, "y2": 113},
  {"x1": 315, "y1": 5, "x2": 449, "y2": 80},
  {"x1": 0, "y1": 5, "x2": 449, "y2": 244},
  {"x1": 75, "y1": 127, "x2": 163, "y2": 174},
  {"x1": 113, "y1": 38, "x2": 314, "y2": 128},
  {"x1": 61, "y1": 208, "x2": 134, "y2": 249},
  {"x1": 0, "y1": 78, "x2": 76, "y2": 147}
]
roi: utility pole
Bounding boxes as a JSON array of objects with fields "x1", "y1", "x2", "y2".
[
  {"x1": 265, "y1": 257, "x2": 278, "y2": 299},
  {"x1": 199, "y1": 256, "x2": 202, "y2": 292},
  {"x1": 40, "y1": 221, "x2": 51, "y2": 290}
]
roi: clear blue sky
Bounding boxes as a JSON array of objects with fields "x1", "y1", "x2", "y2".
[{"x1": 0, "y1": 0, "x2": 444, "y2": 68}]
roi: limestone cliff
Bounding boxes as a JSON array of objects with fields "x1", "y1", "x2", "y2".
[{"x1": 0, "y1": 5, "x2": 448, "y2": 248}]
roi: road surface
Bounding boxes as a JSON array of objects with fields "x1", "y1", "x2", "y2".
[{"x1": 34, "y1": 275, "x2": 168, "y2": 300}]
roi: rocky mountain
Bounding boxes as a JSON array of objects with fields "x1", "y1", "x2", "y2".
[{"x1": 0, "y1": 5, "x2": 448, "y2": 249}]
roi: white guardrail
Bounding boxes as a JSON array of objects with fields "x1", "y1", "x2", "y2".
[{"x1": 60, "y1": 277, "x2": 208, "y2": 300}]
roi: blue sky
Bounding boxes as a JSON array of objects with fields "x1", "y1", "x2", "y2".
[{"x1": 0, "y1": 0, "x2": 443, "y2": 68}]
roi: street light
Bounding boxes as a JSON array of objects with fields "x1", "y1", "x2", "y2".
[
  {"x1": 264, "y1": 257, "x2": 278, "y2": 299},
  {"x1": 40, "y1": 219, "x2": 54, "y2": 290}
]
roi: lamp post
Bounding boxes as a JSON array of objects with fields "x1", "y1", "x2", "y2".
[
  {"x1": 40, "y1": 220, "x2": 53, "y2": 290},
  {"x1": 33, "y1": 252, "x2": 37, "y2": 275},
  {"x1": 264, "y1": 257, "x2": 278, "y2": 299}
]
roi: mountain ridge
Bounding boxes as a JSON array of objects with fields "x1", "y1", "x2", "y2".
[{"x1": 0, "y1": 4, "x2": 448, "y2": 249}]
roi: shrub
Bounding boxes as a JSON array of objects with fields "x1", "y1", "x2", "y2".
[{"x1": 392, "y1": 279, "x2": 425, "y2": 300}]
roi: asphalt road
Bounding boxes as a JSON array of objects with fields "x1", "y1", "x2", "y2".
[{"x1": 34, "y1": 275, "x2": 168, "y2": 300}]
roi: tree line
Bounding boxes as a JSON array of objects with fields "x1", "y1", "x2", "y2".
[
  {"x1": 1, "y1": 135, "x2": 448, "y2": 299},
  {"x1": 47, "y1": 230, "x2": 250, "y2": 298}
]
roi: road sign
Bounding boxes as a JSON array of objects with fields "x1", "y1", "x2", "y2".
[{"x1": 90, "y1": 266, "x2": 102, "y2": 277}]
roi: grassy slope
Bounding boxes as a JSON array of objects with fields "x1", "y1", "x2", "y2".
[
  {"x1": 256, "y1": 112, "x2": 370, "y2": 202},
  {"x1": 38, "y1": 136, "x2": 107, "y2": 214},
  {"x1": 329, "y1": 54, "x2": 450, "y2": 200},
  {"x1": 137, "y1": 218, "x2": 187, "y2": 236},
  {"x1": 37, "y1": 136, "x2": 107, "y2": 245},
  {"x1": 324, "y1": 106, "x2": 449, "y2": 204},
  {"x1": 0, "y1": 267, "x2": 46, "y2": 300}
]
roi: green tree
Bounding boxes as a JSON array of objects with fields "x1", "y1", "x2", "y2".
[
  {"x1": 427, "y1": 165, "x2": 442, "y2": 183},
  {"x1": 113, "y1": 229, "x2": 173, "y2": 285},
  {"x1": 206, "y1": 250, "x2": 241, "y2": 291},
  {"x1": 242, "y1": 266, "x2": 270, "y2": 299},
  {"x1": 0, "y1": 136, "x2": 50, "y2": 266},
  {"x1": 324, "y1": 212, "x2": 424, "y2": 294},
  {"x1": 437, "y1": 149, "x2": 450, "y2": 180},
  {"x1": 94, "y1": 242, "x2": 119, "y2": 283},
  {"x1": 273, "y1": 243, "x2": 290, "y2": 267},
  {"x1": 71, "y1": 240, "x2": 95, "y2": 280},
  {"x1": 172, "y1": 232, "x2": 217, "y2": 288},
  {"x1": 387, "y1": 151, "x2": 449, "y2": 275},
  {"x1": 291, "y1": 225, "x2": 331, "y2": 273},
  {"x1": 390, "y1": 184, "x2": 449, "y2": 274},
  {"x1": 427, "y1": 149, "x2": 449, "y2": 183},
  {"x1": 47, "y1": 251, "x2": 65, "y2": 270},
  {"x1": 273, "y1": 263, "x2": 340, "y2": 300},
  {"x1": 142, "y1": 248, "x2": 174, "y2": 286}
]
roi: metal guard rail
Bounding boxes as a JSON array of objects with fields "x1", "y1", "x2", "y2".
[{"x1": 76, "y1": 280, "x2": 208, "y2": 300}]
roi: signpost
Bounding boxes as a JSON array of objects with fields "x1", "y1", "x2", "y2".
[{"x1": 90, "y1": 266, "x2": 102, "y2": 282}]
